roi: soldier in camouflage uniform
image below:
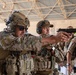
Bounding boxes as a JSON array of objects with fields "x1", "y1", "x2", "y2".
[
  {"x1": 0, "y1": 11, "x2": 43, "y2": 75},
  {"x1": 0, "y1": 11, "x2": 42, "y2": 75},
  {"x1": 67, "y1": 37, "x2": 76, "y2": 75},
  {"x1": 36, "y1": 20, "x2": 59, "y2": 75},
  {"x1": 0, "y1": 11, "x2": 70, "y2": 75}
]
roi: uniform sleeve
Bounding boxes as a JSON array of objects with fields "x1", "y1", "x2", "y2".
[
  {"x1": 67, "y1": 37, "x2": 76, "y2": 54},
  {"x1": 0, "y1": 34, "x2": 24, "y2": 51},
  {"x1": 0, "y1": 33, "x2": 42, "y2": 51},
  {"x1": 0, "y1": 34, "x2": 15, "y2": 50},
  {"x1": 32, "y1": 36, "x2": 42, "y2": 51},
  {"x1": 23, "y1": 35, "x2": 42, "y2": 51}
]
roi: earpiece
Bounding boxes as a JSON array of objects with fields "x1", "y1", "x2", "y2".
[{"x1": 36, "y1": 21, "x2": 45, "y2": 34}]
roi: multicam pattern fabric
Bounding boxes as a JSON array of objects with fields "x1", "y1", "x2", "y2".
[
  {"x1": 0, "y1": 11, "x2": 42, "y2": 75},
  {"x1": 54, "y1": 43, "x2": 65, "y2": 63},
  {"x1": 67, "y1": 37, "x2": 76, "y2": 60},
  {"x1": 0, "y1": 32, "x2": 42, "y2": 75},
  {"x1": 34, "y1": 35, "x2": 54, "y2": 75},
  {"x1": 23, "y1": 34, "x2": 42, "y2": 52},
  {"x1": 0, "y1": 33, "x2": 42, "y2": 52},
  {"x1": 67, "y1": 37, "x2": 76, "y2": 53}
]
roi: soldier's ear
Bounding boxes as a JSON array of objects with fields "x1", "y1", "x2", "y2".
[{"x1": 36, "y1": 21, "x2": 45, "y2": 34}]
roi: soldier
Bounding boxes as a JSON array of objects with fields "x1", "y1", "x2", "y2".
[
  {"x1": 0, "y1": 11, "x2": 70, "y2": 75},
  {"x1": 36, "y1": 20, "x2": 59, "y2": 75},
  {"x1": 64, "y1": 26, "x2": 74, "y2": 52},
  {"x1": 67, "y1": 37, "x2": 76, "y2": 75},
  {"x1": 58, "y1": 26, "x2": 74, "y2": 75}
]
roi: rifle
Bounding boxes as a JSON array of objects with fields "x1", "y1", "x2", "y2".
[{"x1": 57, "y1": 28, "x2": 76, "y2": 33}]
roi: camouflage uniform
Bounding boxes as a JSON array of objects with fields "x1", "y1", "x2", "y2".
[
  {"x1": 0, "y1": 33, "x2": 42, "y2": 75},
  {"x1": 67, "y1": 37, "x2": 76, "y2": 59},
  {"x1": 0, "y1": 11, "x2": 42, "y2": 75},
  {"x1": 36, "y1": 20, "x2": 64, "y2": 75},
  {"x1": 39, "y1": 36, "x2": 55, "y2": 75},
  {"x1": 0, "y1": 31, "x2": 12, "y2": 75},
  {"x1": 36, "y1": 20, "x2": 58, "y2": 75},
  {"x1": 67, "y1": 37, "x2": 76, "y2": 74}
]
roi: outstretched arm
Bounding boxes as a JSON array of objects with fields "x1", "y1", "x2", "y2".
[{"x1": 41, "y1": 31, "x2": 70, "y2": 45}]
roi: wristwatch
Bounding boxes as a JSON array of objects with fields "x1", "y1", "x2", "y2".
[{"x1": 66, "y1": 63, "x2": 71, "y2": 66}]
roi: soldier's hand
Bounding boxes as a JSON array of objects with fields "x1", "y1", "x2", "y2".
[{"x1": 57, "y1": 31, "x2": 70, "y2": 42}]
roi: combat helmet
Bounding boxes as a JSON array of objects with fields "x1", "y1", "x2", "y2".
[
  {"x1": 6, "y1": 11, "x2": 30, "y2": 31},
  {"x1": 36, "y1": 20, "x2": 53, "y2": 34}
]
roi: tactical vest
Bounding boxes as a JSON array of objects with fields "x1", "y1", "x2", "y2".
[
  {"x1": 5, "y1": 51, "x2": 35, "y2": 75},
  {"x1": 33, "y1": 47, "x2": 53, "y2": 75}
]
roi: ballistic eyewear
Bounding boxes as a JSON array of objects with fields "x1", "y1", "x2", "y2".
[{"x1": 17, "y1": 26, "x2": 27, "y2": 31}]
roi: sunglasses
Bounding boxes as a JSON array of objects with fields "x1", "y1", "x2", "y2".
[{"x1": 17, "y1": 26, "x2": 27, "y2": 31}]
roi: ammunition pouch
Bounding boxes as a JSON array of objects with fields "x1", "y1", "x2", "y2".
[
  {"x1": 10, "y1": 51, "x2": 21, "y2": 58},
  {"x1": 33, "y1": 56, "x2": 53, "y2": 75},
  {"x1": 5, "y1": 51, "x2": 22, "y2": 75},
  {"x1": 33, "y1": 48, "x2": 53, "y2": 75}
]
